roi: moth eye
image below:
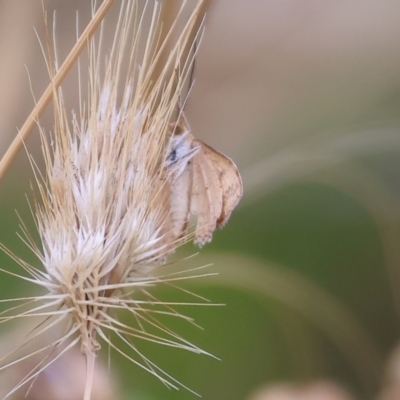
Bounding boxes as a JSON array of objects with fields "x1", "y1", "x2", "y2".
[
  {"x1": 166, "y1": 135, "x2": 189, "y2": 167},
  {"x1": 165, "y1": 132, "x2": 199, "y2": 178},
  {"x1": 167, "y1": 148, "x2": 177, "y2": 163}
]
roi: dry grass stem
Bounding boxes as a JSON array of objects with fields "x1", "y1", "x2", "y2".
[{"x1": 0, "y1": 0, "x2": 116, "y2": 183}]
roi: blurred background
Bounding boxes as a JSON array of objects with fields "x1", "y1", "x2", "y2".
[{"x1": 1, "y1": 1, "x2": 400, "y2": 399}]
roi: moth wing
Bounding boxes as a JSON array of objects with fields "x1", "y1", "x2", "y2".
[
  {"x1": 189, "y1": 150, "x2": 223, "y2": 246},
  {"x1": 195, "y1": 140, "x2": 243, "y2": 229},
  {"x1": 170, "y1": 162, "x2": 192, "y2": 239},
  {"x1": 167, "y1": 117, "x2": 242, "y2": 246}
]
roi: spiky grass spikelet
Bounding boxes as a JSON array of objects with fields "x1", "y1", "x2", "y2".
[{"x1": 0, "y1": 1, "x2": 213, "y2": 398}]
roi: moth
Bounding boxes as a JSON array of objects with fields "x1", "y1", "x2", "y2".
[{"x1": 166, "y1": 115, "x2": 243, "y2": 246}]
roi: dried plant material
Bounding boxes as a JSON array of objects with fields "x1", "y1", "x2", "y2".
[
  {"x1": 167, "y1": 115, "x2": 243, "y2": 246},
  {"x1": 0, "y1": 0, "x2": 116, "y2": 182},
  {"x1": 0, "y1": 322, "x2": 116, "y2": 400},
  {"x1": 247, "y1": 381, "x2": 355, "y2": 400},
  {"x1": 0, "y1": 0, "x2": 240, "y2": 399}
]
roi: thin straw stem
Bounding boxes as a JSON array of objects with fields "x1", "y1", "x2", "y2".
[
  {"x1": 0, "y1": 0, "x2": 115, "y2": 183},
  {"x1": 84, "y1": 350, "x2": 96, "y2": 400}
]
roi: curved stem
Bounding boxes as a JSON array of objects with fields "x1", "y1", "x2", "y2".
[{"x1": 0, "y1": 0, "x2": 115, "y2": 183}]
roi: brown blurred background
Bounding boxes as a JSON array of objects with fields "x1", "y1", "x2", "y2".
[{"x1": 1, "y1": 1, "x2": 400, "y2": 399}]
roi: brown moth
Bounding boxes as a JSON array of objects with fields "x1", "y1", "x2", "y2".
[{"x1": 166, "y1": 115, "x2": 243, "y2": 246}]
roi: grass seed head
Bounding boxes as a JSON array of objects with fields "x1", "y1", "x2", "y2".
[{"x1": 0, "y1": 0, "x2": 241, "y2": 398}]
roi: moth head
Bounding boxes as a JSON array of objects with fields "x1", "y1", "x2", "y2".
[{"x1": 166, "y1": 123, "x2": 199, "y2": 180}]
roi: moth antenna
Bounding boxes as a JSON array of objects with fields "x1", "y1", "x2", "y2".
[
  {"x1": 187, "y1": 39, "x2": 197, "y2": 99},
  {"x1": 176, "y1": 26, "x2": 200, "y2": 120}
]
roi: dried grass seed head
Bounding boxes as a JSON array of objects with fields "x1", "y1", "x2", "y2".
[
  {"x1": 0, "y1": 0, "x2": 242, "y2": 397},
  {"x1": 36, "y1": 0, "x2": 203, "y2": 353}
]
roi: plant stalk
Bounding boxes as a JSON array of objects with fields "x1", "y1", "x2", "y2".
[{"x1": 0, "y1": 0, "x2": 115, "y2": 183}]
